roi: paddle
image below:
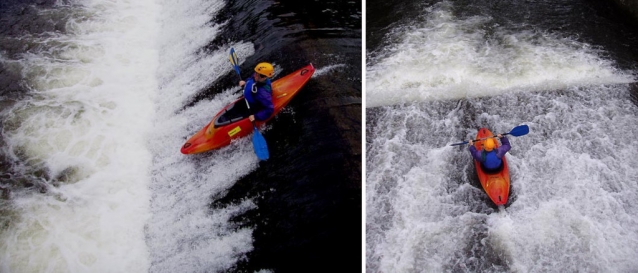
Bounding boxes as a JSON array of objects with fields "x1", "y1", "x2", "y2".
[
  {"x1": 230, "y1": 48, "x2": 269, "y2": 160},
  {"x1": 244, "y1": 99, "x2": 270, "y2": 160},
  {"x1": 229, "y1": 47, "x2": 241, "y2": 80},
  {"x1": 450, "y1": 125, "x2": 529, "y2": 146}
]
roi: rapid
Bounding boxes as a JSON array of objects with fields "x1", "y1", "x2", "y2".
[
  {"x1": 0, "y1": 0, "x2": 361, "y2": 272},
  {"x1": 0, "y1": 0, "x2": 159, "y2": 271},
  {"x1": 366, "y1": 0, "x2": 638, "y2": 272}
]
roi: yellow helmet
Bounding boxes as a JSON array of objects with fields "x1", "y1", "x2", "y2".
[
  {"x1": 254, "y1": 62, "x2": 274, "y2": 77},
  {"x1": 484, "y1": 138, "x2": 496, "y2": 152}
]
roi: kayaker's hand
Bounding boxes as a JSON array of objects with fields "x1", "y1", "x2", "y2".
[
  {"x1": 249, "y1": 115, "x2": 255, "y2": 122},
  {"x1": 239, "y1": 80, "x2": 246, "y2": 87},
  {"x1": 469, "y1": 140, "x2": 474, "y2": 145},
  {"x1": 497, "y1": 134, "x2": 503, "y2": 138}
]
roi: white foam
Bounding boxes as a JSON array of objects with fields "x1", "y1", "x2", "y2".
[
  {"x1": 0, "y1": 0, "x2": 159, "y2": 272},
  {"x1": 365, "y1": 5, "x2": 638, "y2": 266},
  {"x1": 313, "y1": 64, "x2": 346, "y2": 77},
  {"x1": 366, "y1": 85, "x2": 638, "y2": 271},
  {"x1": 366, "y1": 2, "x2": 635, "y2": 108},
  {"x1": 145, "y1": 0, "x2": 261, "y2": 272}
]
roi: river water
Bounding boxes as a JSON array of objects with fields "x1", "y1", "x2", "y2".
[
  {"x1": 0, "y1": 0, "x2": 361, "y2": 272},
  {"x1": 366, "y1": 0, "x2": 638, "y2": 272}
]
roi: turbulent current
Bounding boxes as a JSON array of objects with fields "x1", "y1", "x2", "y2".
[
  {"x1": 366, "y1": 0, "x2": 638, "y2": 272},
  {"x1": 0, "y1": 0, "x2": 361, "y2": 272}
]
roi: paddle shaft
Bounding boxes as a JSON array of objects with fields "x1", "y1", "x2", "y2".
[
  {"x1": 450, "y1": 135, "x2": 502, "y2": 146},
  {"x1": 450, "y1": 125, "x2": 529, "y2": 146},
  {"x1": 244, "y1": 83, "x2": 269, "y2": 160},
  {"x1": 233, "y1": 48, "x2": 269, "y2": 160},
  {"x1": 469, "y1": 133, "x2": 509, "y2": 144}
]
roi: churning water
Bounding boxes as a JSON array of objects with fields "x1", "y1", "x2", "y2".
[
  {"x1": 367, "y1": 1, "x2": 638, "y2": 272},
  {"x1": 0, "y1": 0, "x2": 159, "y2": 271},
  {"x1": 0, "y1": 0, "x2": 361, "y2": 272}
]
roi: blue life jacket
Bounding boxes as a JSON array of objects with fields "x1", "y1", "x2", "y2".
[
  {"x1": 243, "y1": 78, "x2": 272, "y2": 105},
  {"x1": 481, "y1": 150, "x2": 502, "y2": 170}
]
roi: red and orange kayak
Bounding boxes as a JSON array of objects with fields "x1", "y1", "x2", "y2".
[
  {"x1": 473, "y1": 128, "x2": 510, "y2": 206},
  {"x1": 181, "y1": 63, "x2": 315, "y2": 154}
]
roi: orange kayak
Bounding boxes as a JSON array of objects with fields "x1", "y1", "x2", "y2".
[
  {"x1": 473, "y1": 128, "x2": 510, "y2": 206},
  {"x1": 181, "y1": 64, "x2": 315, "y2": 154}
]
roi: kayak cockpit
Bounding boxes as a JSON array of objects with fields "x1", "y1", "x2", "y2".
[
  {"x1": 213, "y1": 99, "x2": 250, "y2": 128},
  {"x1": 479, "y1": 162, "x2": 504, "y2": 174}
]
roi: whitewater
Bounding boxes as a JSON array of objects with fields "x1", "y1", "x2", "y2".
[
  {"x1": 0, "y1": 0, "x2": 256, "y2": 272},
  {"x1": 0, "y1": 0, "x2": 358, "y2": 272},
  {"x1": 0, "y1": 0, "x2": 158, "y2": 272},
  {"x1": 366, "y1": 1, "x2": 638, "y2": 272}
]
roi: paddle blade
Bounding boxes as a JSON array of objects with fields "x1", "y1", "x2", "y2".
[
  {"x1": 508, "y1": 125, "x2": 529, "y2": 137},
  {"x1": 229, "y1": 48, "x2": 241, "y2": 76},
  {"x1": 252, "y1": 126, "x2": 269, "y2": 160}
]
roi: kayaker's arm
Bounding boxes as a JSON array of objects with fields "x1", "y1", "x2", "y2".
[
  {"x1": 496, "y1": 136, "x2": 511, "y2": 158},
  {"x1": 468, "y1": 145, "x2": 483, "y2": 161},
  {"x1": 240, "y1": 74, "x2": 254, "y2": 87}
]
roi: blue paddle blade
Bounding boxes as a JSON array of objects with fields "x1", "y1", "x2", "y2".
[
  {"x1": 229, "y1": 48, "x2": 241, "y2": 76},
  {"x1": 252, "y1": 126, "x2": 269, "y2": 160},
  {"x1": 508, "y1": 124, "x2": 529, "y2": 137}
]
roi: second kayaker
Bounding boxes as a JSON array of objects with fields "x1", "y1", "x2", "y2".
[
  {"x1": 239, "y1": 62, "x2": 275, "y2": 122},
  {"x1": 469, "y1": 135, "x2": 511, "y2": 172}
]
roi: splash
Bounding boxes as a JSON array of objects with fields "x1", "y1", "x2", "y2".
[
  {"x1": 0, "y1": 0, "x2": 159, "y2": 272},
  {"x1": 366, "y1": 2, "x2": 634, "y2": 108}
]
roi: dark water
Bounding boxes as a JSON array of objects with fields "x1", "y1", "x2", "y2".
[
  {"x1": 0, "y1": 0, "x2": 61, "y2": 193},
  {"x1": 154, "y1": 0, "x2": 362, "y2": 272},
  {"x1": 183, "y1": 0, "x2": 362, "y2": 272},
  {"x1": 202, "y1": 0, "x2": 362, "y2": 272}
]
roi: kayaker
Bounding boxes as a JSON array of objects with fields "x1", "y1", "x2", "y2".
[
  {"x1": 469, "y1": 134, "x2": 511, "y2": 172},
  {"x1": 239, "y1": 62, "x2": 275, "y2": 122}
]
